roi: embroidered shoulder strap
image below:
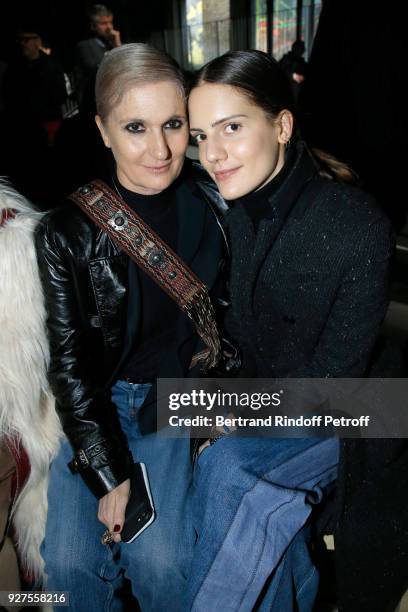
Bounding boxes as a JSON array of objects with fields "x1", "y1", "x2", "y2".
[{"x1": 69, "y1": 180, "x2": 221, "y2": 369}]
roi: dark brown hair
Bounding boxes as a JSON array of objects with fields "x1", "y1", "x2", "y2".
[{"x1": 193, "y1": 50, "x2": 355, "y2": 183}]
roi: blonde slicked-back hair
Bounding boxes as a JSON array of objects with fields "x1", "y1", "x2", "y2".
[{"x1": 95, "y1": 43, "x2": 188, "y2": 122}]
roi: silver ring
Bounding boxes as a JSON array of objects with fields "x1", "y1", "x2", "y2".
[{"x1": 101, "y1": 529, "x2": 114, "y2": 545}]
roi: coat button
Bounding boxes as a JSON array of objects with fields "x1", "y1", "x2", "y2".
[
  {"x1": 169, "y1": 270, "x2": 178, "y2": 279},
  {"x1": 217, "y1": 297, "x2": 231, "y2": 307},
  {"x1": 135, "y1": 235, "x2": 143, "y2": 245},
  {"x1": 80, "y1": 184, "x2": 92, "y2": 195}
]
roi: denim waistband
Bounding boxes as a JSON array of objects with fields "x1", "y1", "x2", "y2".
[
  {"x1": 114, "y1": 379, "x2": 153, "y2": 391},
  {"x1": 123, "y1": 376, "x2": 155, "y2": 385}
]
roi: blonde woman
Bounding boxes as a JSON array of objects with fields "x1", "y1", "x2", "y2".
[{"x1": 36, "y1": 44, "x2": 226, "y2": 611}]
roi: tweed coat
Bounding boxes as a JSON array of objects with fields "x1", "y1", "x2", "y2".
[{"x1": 220, "y1": 143, "x2": 407, "y2": 611}]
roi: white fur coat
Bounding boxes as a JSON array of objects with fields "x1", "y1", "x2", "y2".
[{"x1": 0, "y1": 180, "x2": 61, "y2": 581}]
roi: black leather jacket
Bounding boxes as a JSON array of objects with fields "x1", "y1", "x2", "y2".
[{"x1": 35, "y1": 170, "x2": 226, "y2": 498}]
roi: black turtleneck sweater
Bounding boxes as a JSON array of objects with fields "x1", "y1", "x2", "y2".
[
  {"x1": 233, "y1": 147, "x2": 295, "y2": 231},
  {"x1": 113, "y1": 178, "x2": 179, "y2": 382}
]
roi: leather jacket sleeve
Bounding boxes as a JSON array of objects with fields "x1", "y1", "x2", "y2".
[{"x1": 35, "y1": 213, "x2": 132, "y2": 499}]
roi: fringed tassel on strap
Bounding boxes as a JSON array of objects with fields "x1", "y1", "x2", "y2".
[{"x1": 185, "y1": 288, "x2": 221, "y2": 370}]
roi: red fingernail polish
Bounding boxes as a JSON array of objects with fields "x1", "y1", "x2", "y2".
[{"x1": 113, "y1": 524, "x2": 121, "y2": 532}]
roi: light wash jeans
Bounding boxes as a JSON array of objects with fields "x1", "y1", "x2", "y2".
[
  {"x1": 184, "y1": 436, "x2": 339, "y2": 611},
  {"x1": 42, "y1": 381, "x2": 194, "y2": 612}
]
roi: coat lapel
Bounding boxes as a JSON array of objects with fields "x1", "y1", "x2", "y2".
[
  {"x1": 226, "y1": 142, "x2": 319, "y2": 319},
  {"x1": 253, "y1": 142, "x2": 319, "y2": 264},
  {"x1": 225, "y1": 204, "x2": 256, "y2": 317}
]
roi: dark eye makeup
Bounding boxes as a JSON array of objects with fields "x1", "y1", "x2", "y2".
[{"x1": 124, "y1": 117, "x2": 185, "y2": 134}]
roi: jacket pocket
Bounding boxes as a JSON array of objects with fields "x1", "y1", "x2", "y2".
[{"x1": 88, "y1": 255, "x2": 128, "y2": 349}]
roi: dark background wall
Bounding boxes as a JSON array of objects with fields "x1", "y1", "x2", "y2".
[
  {"x1": 301, "y1": 0, "x2": 408, "y2": 230},
  {"x1": 0, "y1": 0, "x2": 177, "y2": 68},
  {"x1": 1, "y1": 0, "x2": 407, "y2": 229}
]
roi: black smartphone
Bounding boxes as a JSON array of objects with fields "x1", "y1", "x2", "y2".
[{"x1": 121, "y1": 462, "x2": 155, "y2": 543}]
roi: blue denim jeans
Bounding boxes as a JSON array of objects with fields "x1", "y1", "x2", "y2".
[
  {"x1": 184, "y1": 436, "x2": 339, "y2": 611},
  {"x1": 42, "y1": 381, "x2": 194, "y2": 612}
]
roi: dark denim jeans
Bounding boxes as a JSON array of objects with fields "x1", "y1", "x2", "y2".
[
  {"x1": 184, "y1": 436, "x2": 339, "y2": 611},
  {"x1": 42, "y1": 381, "x2": 194, "y2": 611}
]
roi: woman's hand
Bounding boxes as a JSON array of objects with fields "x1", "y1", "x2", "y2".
[{"x1": 98, "y1": 478, "x2": 130, "y2": 543}]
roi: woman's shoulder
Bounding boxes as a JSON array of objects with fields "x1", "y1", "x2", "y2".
[
  {"x1": 35, "y1": 193, "x2": 99, "y2": 255},
  {"x1": 37, "y1": 196, "x2": 95, "y2": 237},
  {"x1": 315, "y1": 178, "x2": 391, "y2": 230},
  {"x1": 310, "y1": 179, "x2": 394, "y2": 262}
]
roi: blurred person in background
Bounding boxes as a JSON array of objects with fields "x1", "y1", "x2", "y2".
[
  {"x1": 2, "y1": 27, "x2": 67, "y2": 207},
  {"x1": 4, "y1": 28, "x2": 66, "y2": 145},
  {"x1": 71, "y1": 4, "x2": 123, "y2": 188},
  {"x1": 279, "y1": 39, "x2": 308, "y2": 101},
  {"x1": 75, "y1": 4, "x2": 122, "y2": 112}
]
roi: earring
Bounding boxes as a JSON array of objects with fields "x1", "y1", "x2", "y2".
[{"x1": 285, "y1": 139, "x2": 291, "y2": 149}]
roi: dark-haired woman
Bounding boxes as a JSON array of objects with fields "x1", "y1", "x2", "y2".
[{"x1": 185, "y1": 50, "x2": 394, "y2": 610}]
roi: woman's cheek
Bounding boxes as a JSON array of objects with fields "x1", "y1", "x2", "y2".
[
  {"x1": 232, "y1": 139, "x2": 255, "y2": 162},
  {"x1": 198, "y1": 146, "x2": 209, "y2": 170},
  {"x1": 174, "y1": 130, "x2": 189, "y2": 155}
]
